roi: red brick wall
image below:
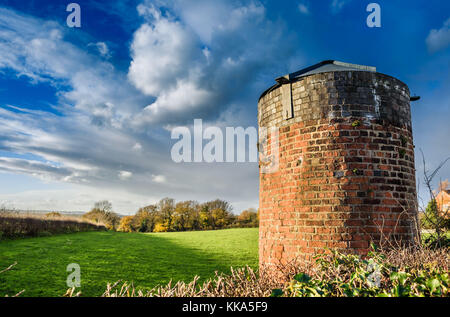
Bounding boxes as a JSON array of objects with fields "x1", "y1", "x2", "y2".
[{"x1": 258, "y1": 71, "x2": 418, "y2": 267}]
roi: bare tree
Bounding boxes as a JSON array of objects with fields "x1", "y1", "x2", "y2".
[
  {"x1": 419, "y1": 150, "x2": 449, "y2": 248},
  {"x1": 94, "y1": 200, "x2": 113, "y2": 212}
]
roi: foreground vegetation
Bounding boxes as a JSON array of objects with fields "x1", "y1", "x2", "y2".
[
  {"x1": 1, "y1": 227, "x2": 448, "y2": 297},
  {"x1": 88, "y1": 246, "x2": 448, "y2": 298},
  {"x1": 276, "y1": 247, "x2": 448, "y2": 297},
  {"x1": 0, "y1": 228, "x2": 258, "y2": 297}
]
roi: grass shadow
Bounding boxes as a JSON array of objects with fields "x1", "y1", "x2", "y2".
[{"x1": 0, "y1": 229, "x2": 258, "y2": 297}]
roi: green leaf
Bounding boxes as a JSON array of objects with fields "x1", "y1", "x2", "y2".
[
  {"x1": 270, "y1": 289, "x2": 283, "y2": 297},
  {"x1": 398, "y1": 272, "x2": 408, "y2": 285},
  {"x1": 294, "y1": 273, "x2": 311, "y2": 283},
  {"x1": 426, "y1": 279, "x2": 441, "y2": 293},
  {"x1": 391, "y1": 271, "x2": 408, "y2": 285},
  {"x1": 390, "y1": 271, "x2": 399, "y2": 280}
]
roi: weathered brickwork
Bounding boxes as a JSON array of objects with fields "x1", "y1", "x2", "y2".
[{"x1": 258, "y1": 71, "x2": 418, "y2": 267}]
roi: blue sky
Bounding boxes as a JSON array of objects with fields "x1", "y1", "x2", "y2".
[{"x1": 0, "y1": 0, "x2": 448, "y2": 213}]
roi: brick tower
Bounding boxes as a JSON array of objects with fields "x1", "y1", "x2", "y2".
[{"x1": 258, "y1": 60, "x2": 419, "y2": 267}]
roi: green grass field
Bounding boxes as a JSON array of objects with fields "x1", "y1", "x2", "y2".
[{"x1": 0, "y1": 228, "x2": 258, "y2": 297}]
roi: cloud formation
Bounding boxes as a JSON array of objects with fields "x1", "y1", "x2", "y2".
[
  {"x1": 298, "y1": 2, "x2": 310, "y2": 15},
  {"x1": 128, "y1": 1, "x2": 295, "y2": 125},
  {"x1": 426, "y1": 17, "x2": 450, "y2": 53},
  {"x1": 0, "y1": 2, "x2": 296, "y2": 213},
  {"x1": 88, "y1": 42, "x2": 112, "y2": 59},
  {"x1": 330, "y1": 0, "x2": 351, "y2": 14}
]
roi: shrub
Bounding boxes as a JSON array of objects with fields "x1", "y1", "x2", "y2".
[
  {"x1": 82, "y1": 207, "x2": 120, "y2": 231},
  {"x1": 45, "y1": 212, "x2": 62, "y2": 218},
  {"x1": 153, "y1": 222, "x2": 169, "y2": 233},
  {"x1": 118, "y1": 216, "x2": 134, "y2": 232},
  {"x1": 235, "y1": 208, "x2": 259, "y2": 228},
  {"x1": 132, "y1": 205, "x2": 158, "y2": 232},
  {"x1": 420, "y1": 199, "x2": 450, "y2": 248}
]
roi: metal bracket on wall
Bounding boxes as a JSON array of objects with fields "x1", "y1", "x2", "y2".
[
  {"x1": 276, "y1": 76, "x2": 294, "y2": 120},
  {"x1": 281, "y1": 83, "x2": 293, "y2": 120}
]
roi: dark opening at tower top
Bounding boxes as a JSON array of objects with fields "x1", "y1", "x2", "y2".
[
  {"x1": 276, "y1": 60, "x2": 377, "y2": 83},
  {"x1": 260, "y1": 60, "x2": 380, "y2": 101}
]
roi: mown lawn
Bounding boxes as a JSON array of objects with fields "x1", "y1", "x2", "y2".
[{"x1": 0, "y1": 228, "x2": 258, "y2": 297}]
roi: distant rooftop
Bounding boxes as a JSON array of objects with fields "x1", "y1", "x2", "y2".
[{"x1": 275, "y1": 60, "x2": 376, "y2": 84}]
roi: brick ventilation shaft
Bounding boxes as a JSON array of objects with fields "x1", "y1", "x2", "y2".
[{"x1": 258, "y1": 61, "x2": 419, "y2": 267}]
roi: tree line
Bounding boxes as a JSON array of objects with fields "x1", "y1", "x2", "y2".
[{"x1": 82, "y1": 199, "x2": 258, "y2": 233}]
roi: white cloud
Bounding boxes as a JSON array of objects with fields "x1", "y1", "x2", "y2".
[
  {"x1": 132, "y1": 142, "x2": 143, "y2": 151},
  {"x1": 128, "y1": 15, "x2": 199, "y2": 96},
  {"x1": 298, "y1": 2, "x2": 310, "y2": 15},
  {"x1": 426, "y1": 17, "x2": 450, "y2": 53},
  {"x1": 119, "y1": 171, "x2": 133, "y2": 180},
  {"x1": 165, "y1": 0, "x2": 229, "y2": 44},
  {"x1": 0, "y1": 157, "x2": 71, "y2": 181},
  {"x1": 330, "y1": 0, "x2": 351, "y2": 14},
  {"x1": 89, "y1": 41, "x2": 111, "y2": 58},
  {"x1": 137, "y1": 80, "x2": 215, "y2": 124},
  {"x1": 152, "y1": 174, "x2": 166, "y2": 184}
]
